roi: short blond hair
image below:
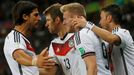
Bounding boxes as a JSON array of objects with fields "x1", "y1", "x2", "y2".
[{"x1": 60, "y1": 3, "x2": 86, "y2": 18}]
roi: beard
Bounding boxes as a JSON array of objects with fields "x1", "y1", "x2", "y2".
[{"x1": 26, "y1": 22, "x2": 39, "y2": 36}]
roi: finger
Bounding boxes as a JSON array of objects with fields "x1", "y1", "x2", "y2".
[
  {"x1": 40, "y1": 47, "x2": 48, "y2": 56},
  {"x1": 72, "y1": 18, "x2": 78, "y2": 23},
  {"x1": 42, "y1": 65, "x2": 56, "y2": 69},
  {"x1": 72, "y1": 20, "x2": 77, "y2": 26},
  {"x1": 43, "y1": 56, "x2": 55, "y2": 60},
  {"x1": 44, "y1": 47, "x2": 49, "y2": 56},
  {"x1": 43, "y1": 60, "x2": 56, "y2": 64},
  {"x1": 43, "y1": 58, "x2": 56, "y2": 63},
  {"x1": 45, "y1": 51, "x2": 49, "y2": 56},
  {"x1": 43, "y1": 62, "x2": 56, "y2": 66},
  {"x1": 80, "y1": 16, "x2": 85, "y2": 19}
]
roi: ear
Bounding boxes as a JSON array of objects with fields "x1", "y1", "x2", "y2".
[
  {"x1": 55, "y1": 16, "x2": 61, "y2": 24},
  {"x1": 22, "y1": 14, "x2": 28, "y2": 20},
  {"x1": 107, "y1": 15, "x2": 112, "y2": 23}
]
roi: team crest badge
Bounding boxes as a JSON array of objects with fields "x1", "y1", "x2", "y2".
[{"x1": 68, "y1": 39, "x2": 74, "y2": 47}]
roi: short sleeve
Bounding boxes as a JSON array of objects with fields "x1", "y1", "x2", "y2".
[
  {"x1": 113, "y1": 29, "x2": 129, "y2": 47},
  {"x1": 5, "y1": 35, "x2": 26, "y2": 59},
  {"x1": 75, "y1": 29, "x2": 96, "y2": 58}
]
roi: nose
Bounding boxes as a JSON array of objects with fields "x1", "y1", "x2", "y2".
[
  {"x1": 45, "y1": 22, "x2": 48, "y2": 28},
  {"x1": 63, "y1": 20, "x2": 66, "y2": 25},
  {"x1": 38, "y1": 15, "x2": 41, "y2": 21},
  {"x1": 99, "y1": 20, "x2": 101, "y2": 25},
  {"x1": 98, "y1": 21, "x2": 102, "y2": 28}
]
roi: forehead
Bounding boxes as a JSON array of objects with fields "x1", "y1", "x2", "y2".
[
  {"x1": 45, "y1": 14, "x2": 52, "y2": 19},
  {"x1": 63, "y1": 11, "x2": 74, "y2": 18},
  {"x1": 31, "y1": 8, "x2": 39, "y2": 14},
  {"x1": 101, "y1": 11, "x2": 109, "y2": 16},
  {"x1": 64, "y1": 11, "x2": 72, "y2": 16}
]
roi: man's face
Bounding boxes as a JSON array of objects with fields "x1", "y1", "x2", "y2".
[
  {"x1": 27, "y1": 8, "x2": 41, "y2": 29},
  {"x1": 99, "y1": 11, "x2": 110, "y2": 30},
  {"x1": 45, "y1": 14, "x2": 57, "y2": 34},
  {"x1": 63, "y1": 11, "x2": 76, "y2": 33}
]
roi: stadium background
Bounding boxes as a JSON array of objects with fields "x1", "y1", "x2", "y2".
[{"x1": 0, "y1": 0, "x2": 133, "y2": 75}]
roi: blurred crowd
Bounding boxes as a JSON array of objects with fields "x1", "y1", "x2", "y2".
[{"x1": 0, "y1": 0, "x2": 134, "y2": 75}]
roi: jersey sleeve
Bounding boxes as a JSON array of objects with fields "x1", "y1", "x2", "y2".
[
  {"x1": 75, "y1": 29, "x2": 96, "y2": 58},
  {"x1": 48, "y1": 42, "x2": 60, "y2": 64},
  {"x1": 114, "y1": 29, "x2": 130, "y2": 48},
  {"x1": 5, "y1": 34, "x2": 26, "y2": 59}
]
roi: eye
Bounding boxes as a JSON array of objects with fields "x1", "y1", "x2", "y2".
[{"x1": 34, "y1": 13, "x2": 39, "y2": 16}]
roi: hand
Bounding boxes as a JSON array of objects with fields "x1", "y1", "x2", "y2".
[
  {"x1": 72, "y1": 16, "x2": 87, "y2": 31},
  {"x1": 36, "y1": 47, "x2": 56, "y2": 69}
]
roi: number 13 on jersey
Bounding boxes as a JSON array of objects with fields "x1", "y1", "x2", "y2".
[{"x1": 64, "y1": 58, "x2": 71, "y2": 70}]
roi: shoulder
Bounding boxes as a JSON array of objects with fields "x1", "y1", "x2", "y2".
[
  {"x1": 5, "y1": 30, "x2": 27, "y2": 46},
  {"x1": 113, "y1": 27, "x2": 130, "y2": 34},
  {"x1": 79, "y1": 27, "x2": 97, "y2": 38},
  {"x1": 5, "y1": 30, "x2": 16, "y2": 42}
]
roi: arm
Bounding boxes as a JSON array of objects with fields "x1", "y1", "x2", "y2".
[
  {"x1": 83, "y1": 55, "x2": 97, "y2": 75},
  {"x1": 13, "y1": 48, "x2": 56, "y2": 68},
  {"x1": 76, "y1": 31, "x2": 97, "y2": 75},
  {"x1": 91, "y1": 26, "x2": 120, "y2": 45},
  {"x1": 13, "y1": 49, "x2": 33, "y2": 66},
  {"x1": 73, "y1": 16, "x2": 121, "y2": 45},
  {"x1": 39, "y1": 43, "x2": 63, "y2": 75},
  {"x1": 39, "y1": 64, "x2": 65, "y2": 75},
  {"x1": 39, "y1": 66, "x2": 57, "y2": 75}
]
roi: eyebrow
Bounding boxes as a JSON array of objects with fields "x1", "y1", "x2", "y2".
[{"x1": 34, "y1": 13, "x2": 39, "y2": 16}]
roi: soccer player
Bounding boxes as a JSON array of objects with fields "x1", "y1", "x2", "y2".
[
  {"x1": 43, "y1": 3, "x2": 97, "y2": 75},
  {"x1": 60, "y1": 3, "x2": 112, "y2": 75},
  {"x1": 73, "y1": 4, "x2": 134, "y2": 75},
  {"x1": 3, "y1": 1, "x2": 55, "y2": 75}
]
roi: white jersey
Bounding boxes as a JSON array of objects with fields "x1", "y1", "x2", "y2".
[
  {"x1": 111, "y1": 27, "x2": 134, "y2": 75},
  {"x1": 3, "y1": 30, "x2": 39, "y2": 75},
  {"x1": 49, "y1": 33, "x2": 87, "y2": 75},
  {"x1": 75, "y1": 27, "x2": 112, "y2": 75}
]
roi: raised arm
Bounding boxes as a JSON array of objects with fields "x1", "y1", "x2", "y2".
[{"x1": 73, "y1": 16, "x2": 121, "y2": 45}]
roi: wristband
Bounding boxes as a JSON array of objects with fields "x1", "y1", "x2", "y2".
[
  {"x1": 86, "y1": 22, "x2": 95, "y2": 30},
  {"x1": 32, "y1": 56, "x2": 37, "y2": 66}
]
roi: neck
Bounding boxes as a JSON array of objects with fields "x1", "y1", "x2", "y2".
[
  {"x1": 58, "y1": 28, "x2": 67, "y2": 39},
  {"x1": 108, "y1": 22, "x2": 120, "y2": 32},
  {"x1": 14, "y1": 23, "x2": 31, "y2": 36},
  {"x1": 57, "y1": 24, "x2": 68, "y2": 39}
]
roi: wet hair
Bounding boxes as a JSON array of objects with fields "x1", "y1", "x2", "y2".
[
  {"x1": 101, "y1": 4, "x2": 122, "y2": 24},
  {"x1": 43, "y1": 3, "x2": 63, "y2": 21},
  {"x1": 12, "y1": 1, "x2": 38, "y2": 25}
]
